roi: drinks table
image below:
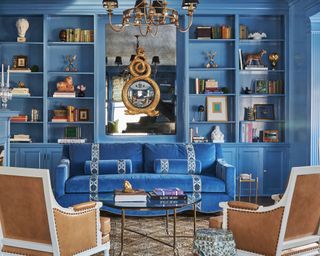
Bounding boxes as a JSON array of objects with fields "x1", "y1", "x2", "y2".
[{"x1": 101, "y1": 197, "x2": 201, "y2": 256}]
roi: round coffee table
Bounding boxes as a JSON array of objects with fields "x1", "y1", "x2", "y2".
[{"x1": 101, "y1": 196, "x2": 201, "y2": 256}]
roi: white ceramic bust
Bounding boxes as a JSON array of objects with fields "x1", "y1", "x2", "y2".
[
  {"x1": 16, "y1": 18, "x2": 29, "y2": 42},
  {"x1": 211, "y1": 126, "x2": 224, "y2": 143}
]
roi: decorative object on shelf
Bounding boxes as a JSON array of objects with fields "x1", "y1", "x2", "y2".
[
  {"x1": 30, "y1": 65, "x2": 39, "y2": 72},
  {"x1": 65, "y1": 55, "x2": 77, "y2": 72},
  {"x1": 245, "y1": 49, "x2": 267, "y2": 66},
  {"x1": 262, "y1": 129, "x2": 279, "y2": 143},
  {"x1": 56, "y1": 76, "x2": 75, "y2": 92},
  {"x1": 244, "y1": 107, "x2": 255, "y2": 121},
  {"x1": 242, "y1": 87, "x2": 252, "y2": 94},
  {"x1": 239, "y1": 24, "x2": 248, "y2": 39},
  {"x1": 76, "y1": 84, "x2": 86, "y2": 97},
  {"x1": 252, "y1": 128, "x2": 259, "y2": 142},
  {"x1": 78, "y1": 109, "x2": 89, "y2": 121},
  {"x1": 64, "y1": 126, "x2": 81, "y2": 139},
  {"x1": 31, "y1": 109, "x2": 39, "y2": 122},
  {"x1": 0, "y1": 64, "x2": 12, "y2": 109},
  {"x1": 206, "y1": 51, "x2": 218, "y2": 68},
  {"x1": 59, "y1": 29, "x2": 67, "y2": 42},
  {"x1": 254, "y1": 104, "x2": 275, "y2": 120},
  {"x1": 196, "y1": 27, "x2": 211, "y2": 39},
  {"x1": 122, "y1": 45, "x2": 160, "y2": 116},
  {"x1": 16, "y1": 18, "x2": 29, "y2": 42},
  {"x1": 12, "y1": 55, "x2": 28, "y2": 70},
  {"x1": 123, "y1": 180, "x2": 135, "y2": 193},
  {"x1": 206, "y1": 96, "x2": 228, "y2": 122},
  {"x1": 211, "y1": 126, "x2": 224, "y2": 143},
  {"x1": 197, "y1": 105, "x2": 205, "y2": 121},
  {"x1": 102, "y1": 0, "x2": 199, "y2": 36},
  {"x1": 18, "y1": 81, "x2": 25, "y2": 88},
  {"x1": 268, "y1": 52, "x2": 279, "y2": 70},
  {"x1": 107, "y1": 120, "x2": 119, "y2": 133},
  {"x1": 248, "y1": 32, "x2": 267, "y2": 40}
]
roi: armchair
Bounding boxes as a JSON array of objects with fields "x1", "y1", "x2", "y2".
[
  {"x1": 0, "y1": 166, "x2": 110, "y2": 256},
  {"x1": 218, "y1": 166, "x2": 320, "y2": 256}
]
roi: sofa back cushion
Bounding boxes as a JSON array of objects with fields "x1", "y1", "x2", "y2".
[
  {"x1": 84, "y1": 159, "x2": 132, "y2": 175},
  {"x1": 144, "y1": 143, "x2": 220, "y2": 174},
  {"x1": 154, "y1": 159, "x2": 202, "y2": 174}
]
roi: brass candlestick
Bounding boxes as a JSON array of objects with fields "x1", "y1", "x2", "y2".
[{"x1": 268, "y1": 52, "x2": 279, "y2": 70}]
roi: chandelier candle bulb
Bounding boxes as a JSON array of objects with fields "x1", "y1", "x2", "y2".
[
  {"x1": 1, "y1": 64, "x2": 3, "y2": 86},
  {"x1": 6, "y1": 66, "x2": 10, "y2": 87}
]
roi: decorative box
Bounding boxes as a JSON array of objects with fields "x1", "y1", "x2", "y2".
[
  {"x1": 193, "y1": 228, "x2": 237, "y2": 256},
  {"x1": 196, "y1": 27, "x2": 212, "y2": 39}
]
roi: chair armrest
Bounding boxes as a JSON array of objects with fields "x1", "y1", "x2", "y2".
[
  {"x1": 227, "y1": 201, "x2": 260, "y2": 210},
  {"x1": 53, "y1": 159, "x2": 70, "y2": 198},
  {"x1": 53, "y1": 202, "x2": 103, "y2": 255},
  {"x1": 216, "y1": 159, "x2": 236, "y2": 198},
  {"x1": 72, "y1": 201, "x2": 97, "y2": 211},
  {"x1": 271, "y1": 193, "x2": 283, "y2": 203}
]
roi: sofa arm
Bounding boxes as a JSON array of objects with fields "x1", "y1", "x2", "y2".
[
  {"x1": 216, "y1": 159, "x2": 236, "y2": 198},
  {"x1": 54, "y1": 159, "x2": 70, "y2": 198}
]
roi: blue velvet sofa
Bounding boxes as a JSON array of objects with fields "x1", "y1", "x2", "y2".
[{"x1": 53, "y1": 143, "x2": 236, "y2": 216}]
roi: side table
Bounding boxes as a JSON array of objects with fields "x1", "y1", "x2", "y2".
[{"x1": 238, "y1": 176, "x2": 258, "y2": 204}]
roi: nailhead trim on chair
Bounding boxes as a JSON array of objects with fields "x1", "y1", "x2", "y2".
[
  {"x1": 227, "y1": 207, "x2": 285, "y2": 256},
  {"x1": 53, "y1": 207, "x2": 98, "y2": 255}
]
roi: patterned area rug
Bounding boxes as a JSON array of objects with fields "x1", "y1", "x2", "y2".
[{"x1": 101, "y1": 214, "x2": 211, "y2": 256}]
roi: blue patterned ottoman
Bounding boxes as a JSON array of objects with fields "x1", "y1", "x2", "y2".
[{"x1": 193, "y1": 228, "x2": 237, "y2": 256}]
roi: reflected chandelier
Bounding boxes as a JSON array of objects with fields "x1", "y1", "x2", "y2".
[{"x1": 102, "y1": 0, "x2": 199, "y2": 36}]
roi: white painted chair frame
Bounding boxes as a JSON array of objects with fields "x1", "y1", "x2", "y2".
[
  {"x1": 220, "y1": 166, "x2": 320, "y2": 256},
  {"x1": 0, "y1": 166, "x2": 110, "y2": 256}
]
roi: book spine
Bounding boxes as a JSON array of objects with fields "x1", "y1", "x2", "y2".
[
  {"x1": 195, "y1": 78, "x2": 199, "y2": 94},
  {"x1": 150, "y1": 195, "x2": 187, "y2": 201}
]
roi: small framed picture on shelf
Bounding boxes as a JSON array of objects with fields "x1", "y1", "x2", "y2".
[
  {"x1": 206, "y1": 96, "x2": 228, "y2": 122},
  {"x1": 262, "y1": 130, "x2": 279, "y2": 143},
  {"x1": 255, "y1": 80, "x2": 268, "y2": 94},
  {"x1": 254, "y1": 104, "x2": 274, "y2": 120},
  {"x1": 78, "y1": 109, "x2": 89, "y2": 121},
  {"x1": 14, "y1": 55, "x2": 28, "y2": 69}
]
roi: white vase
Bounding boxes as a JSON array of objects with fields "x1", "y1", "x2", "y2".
[{"x1": 16, "y1": 18, "x2": 29, "y2": 42}]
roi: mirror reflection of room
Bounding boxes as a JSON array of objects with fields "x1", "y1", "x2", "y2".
[{"x1": 105, "y1": 25, "x2": 176, "y2": 135}]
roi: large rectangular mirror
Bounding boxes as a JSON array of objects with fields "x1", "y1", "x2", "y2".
[{"x1": 105, "y1": 25, "x2": 176, "y2": 135}]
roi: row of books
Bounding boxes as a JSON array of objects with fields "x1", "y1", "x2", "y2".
[
  {"x1": 196, "y1": 26, "x2": 232, "y2": 39},
  {"x1": 52, "y1": 107, "x2": 81, "y2": 122},
  {"x1": 255, "y1": 80, "x2": 284, "y2": 94},
  {"x1": 241, "y1": 123, "x2": 256, "y2": 143},
  {"x1": 64, "y1": 28, "x2": 94, "y2": 42},
  {"x1": 195, "y1": 78, "x2": 224, "y2": 94},
  {"x1": 11, "y1": 115, "x2": 28, "y2": 122},
  {"x1": 239, "y1": 24, "x2": 249, "y2": 39}
]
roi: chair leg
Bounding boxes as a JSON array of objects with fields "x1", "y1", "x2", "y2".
[{"x1": 103, "y1": 249, "x2": 109, "y2": 256}]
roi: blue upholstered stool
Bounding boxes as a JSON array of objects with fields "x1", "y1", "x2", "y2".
[{"x1": 193, "y1": 228, "x2": 237, "y2": 256}]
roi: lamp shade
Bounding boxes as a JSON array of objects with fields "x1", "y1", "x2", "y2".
[
  {"x1": 102, "y1": 0, "x2": 119, "y2": 9},
  {"x1": 114, "y1": 56, "x2": 122, "y2": 65},
  {"x1": 152, "y1": 56, "x2": 160, "y2": 65},
  {"x1": 182, "y1": 0, "x2": 199, "y2": 9}
]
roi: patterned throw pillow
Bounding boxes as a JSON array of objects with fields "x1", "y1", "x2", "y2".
[{"x1": 84, "y1": 159, "x2": 132, "y2": 175}]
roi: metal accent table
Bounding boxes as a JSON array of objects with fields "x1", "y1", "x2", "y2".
[
  {"x1": 238, "y1": 176, "x2": 259, "y2": 204},
  {"x1": 101, "y1": 196, "x2": 201, "y2": 256}
]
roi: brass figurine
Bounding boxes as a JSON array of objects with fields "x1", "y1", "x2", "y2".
[
  {"x1": 268, "y1": 52, "x2": 279, "y2": 70},
  {"x1": 206, "y1": 51, "x2": 218, "y2": 68},
  {"x1": 123, "y1": 180, "x2": 135, "y2": 193}
]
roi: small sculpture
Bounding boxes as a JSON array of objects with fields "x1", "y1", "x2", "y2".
[
  {"x1": 248, "y1": 32, "x2": 267, "y2": 40},
  {"x1": 16, "y1": 18, "x2": 29, "y2": 42},
  {"x1": 245, "y1": 107, "x2": 255, "y2": 121},
  {"x1": 206, "y1": 51, "x2": 218, "y2": 68},
  {"x1": 268, "y1": 52, "x2": 279, "y2": 70},
  {"x1": 65, "y1": 55, "x2": 77, "y2": 72},
  {"x1": 77, "y1": 84, "x2": 86, "y2": 97},
  {"x1": 123, "y1": 180, "x2": 135, "y2": 193},
  {"x1": 56, "y1": 76, "x2": 75, "y2": 92},
  {"x1": 18, "y1": 81, "x2": 25, "y2": 88},
  {"x1": 198, "y1": 105, "x2": 205, "y2": 121},
  {"x1": 211, "y1": 126, "x2": 224, "y2": 143},
  {"x1": 245, "y1": 49, "x2": 267, "y2": 66}
]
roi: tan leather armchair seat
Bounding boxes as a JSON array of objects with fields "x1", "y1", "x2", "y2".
[{"x1": 0, "y1": 167, "x2": 111, "y2": 256}]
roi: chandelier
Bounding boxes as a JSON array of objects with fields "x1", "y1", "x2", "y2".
[{"x1": 102, "y1": 0, "x2": 199, "y2": 36}]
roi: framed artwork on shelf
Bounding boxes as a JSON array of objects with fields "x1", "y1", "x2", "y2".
[
  {"x1": 255, "y1": 80, "x2": 268, "y2": 94},
  {"x1": 206, "y1": 96, "x2": 228, "y2": 122},
  {"x1": 78, "y1": 109, "x2": 89, "y2": 121},
  {"x1": 262, "y1": 130, "x2": 279, "y2": 142},
  {"x1": 254, "y1": 104, "x2": 274, "y2": 120},
  {"x1": 13, "y1": 55, "x2": 28, "y2": 69}
]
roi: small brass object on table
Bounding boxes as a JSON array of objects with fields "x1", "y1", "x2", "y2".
[{"x1": 123, "y1": 180, "x2": 135, "y2": 193}]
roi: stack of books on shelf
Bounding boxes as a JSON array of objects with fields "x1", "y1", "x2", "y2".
[
  {"x1": 212, "y1": 25, "x2": 232, "y2": 39},
  {"x1": 10, "y1": 68, "x2": 31, "y2": 73},
  {"x1": 10, "y1": 134, "x2": 31, "y2": 143},
  {"x1": 114, "y1": 189, "x2": 147, "y2": 206},
  {"x1": 65, "y1": 28, "x2": 94, "y2": 42},
  {"x1": 53, "y1": 91, "x2": 76, "y2": 98},
  {"x1": 241, "y1": 123, "x2": 257, "y2": 143},
  {"x1": 245, "y1": 65, "x2": 268, "y2": 71},
  {"x1": 11, "y1": 87, "x2": 30, "y2": 97},
  {"x1": 10, "y1": 115, "x2": 28, "y2": 122},
  {"x1": 195, "y1": 78, "x2": 224, "y2": 94},
  {"x1": 57, "y1": 126, "x2": 87, "y2": 144},
  {"x1": 268, "y1": 80, "x2": 284, "y2": 94},
  {"x1": 52, "y1": 109, "x2": 67, "y2": 122},
  {"x1": 148, "y1": 188, "x2": 187, "y2": 203},
  {"x1": 192, "y1": 136, "x2": 208, "y2": 143}
]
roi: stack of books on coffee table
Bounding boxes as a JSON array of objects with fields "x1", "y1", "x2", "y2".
[
  {"x1": 114, "y1": 189, "x2": 147, "y2": 207},
  {"x1": 148, "y1": 188, "x2": 187, "y2": 202}
]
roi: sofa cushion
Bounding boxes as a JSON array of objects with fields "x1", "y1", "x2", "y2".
[
  {"x1": 154, "y1": 159, "x2": 202, "y2": 174},
  {"x1": 144, "y1": 143, "x2": 218, "y2": 174},
  {"x1": 65, "y1": 174, "x2": 226, "y2": 193},
  {"x1": 84, "y1": 160, "x2": 132, "y2": 175}
]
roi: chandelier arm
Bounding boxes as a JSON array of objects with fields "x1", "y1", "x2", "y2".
[
  {"x1": 149, "y1": 24, "x2": 159, "y2": 37},
  {"x1": 108, "y1": 13, "x2": 126, "y2": 32},
  {"x1": 139, "y1": 25, "x2": 149, "y2": 37},
  {"x1": 178, "y1": 14, "x2": 194, "y2": 33}
]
